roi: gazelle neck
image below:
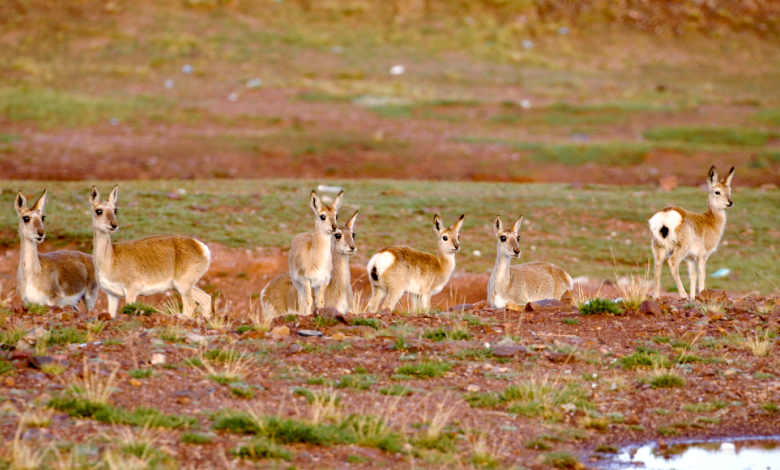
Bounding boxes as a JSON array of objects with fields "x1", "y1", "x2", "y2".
[
  {"x1": 491, "y1": 250, "x2": 512, "y2": 290},
  {"x1": 19, "y1": 235, "x2": 41, "y2": 277},
  {"x1": 92, "y1": 229, "x2": 114, "y2": 273},
  {"x1": 331, "y1": 251, "x2": 351, "y2": 288},
  {"x1": 436, "y1": 247, "x2": 456, "y2": 277}
]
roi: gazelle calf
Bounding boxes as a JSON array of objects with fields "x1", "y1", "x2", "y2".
[
  {"x1": 289, "y1": 190, "x2": 344, "y2": 316},
  {"x1": 15, "y1": 190, "x2": 98, "y2": 311},
  {"x1": 487, "y1": 215, "x2": 572, "y2": 308},
  {"x1": 261, "y1": 211, "x2": 359, "y2": 316},
  {"x1": 649, "y1": 165, "x2": 735, "y2": 300},
  {"x1": 90, "y1": 186, "x2": 212, "y2": 318},
  {"x1": 366, "y1": 214, "x2": 464, "y2": 313}
]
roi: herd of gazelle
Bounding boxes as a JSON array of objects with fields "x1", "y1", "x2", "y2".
[{"x1": 13, "y1": 166, "x2": 735, "y2": 318}]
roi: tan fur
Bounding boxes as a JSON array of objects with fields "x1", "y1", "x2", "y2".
[
  {"x1": 15, "y1": 190, "x2": 98, "y2": 311},
  {"x1": 90, "y1": 186, "x2": 212, "y2": 318},
  {"x1": 288, "y1": 190, "x2": 344, "y2": 316},
  {"x1": 261, "y1": 211, "x2": 358, "y2": 316},
  {"x1": 487, "y1": 215, "x2": 572, "y2": 308},
  {"x1": 366, "y1": 214, "x2": 464, "y2": 312},
  {"x1": 649, "y1": 166, "x2": 735, "y2": 299}
]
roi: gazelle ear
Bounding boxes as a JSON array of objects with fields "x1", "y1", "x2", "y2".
[
  {"x1": 345, "y1": 210, "x2": 358, "y2": 230},
  {"x1": 31, "y1": 189, "x2": 47, "y2": 212},
  {"x1": 310, "y1": 191, "x2": 322, "y2": 213},
  {"x1": 108, "y1": 185, "x2": 119, "y2": 205},
  {"x1": 90, "y1": 186, "x2": 100, "y2": 206},
  {"x1": 15, "y1": 191, "x2": 27, "y2": 215},
  {"x1": 708, "y1": 165, "x2": 718, "y2": 189},
  {"x1": 332, "y1": 191, "x2": 344, "y2": 210},
  {"x1": 511, "y1": 215, "x2": 524, "y2": 234},
  {"x1": 433, "y1": 214, "x2": 443, "y2": 236},
  {"x1": 451, "y1": 214, "x2": 465, "y2": 232},
  {"x1": 723, "y1": 166, "x2": 735, "y2": 186},
  {"x1": 493, "y1": 216, "x2": 503, "y2": 236}
]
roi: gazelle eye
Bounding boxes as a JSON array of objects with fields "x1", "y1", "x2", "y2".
[
  {"x1": 517, "y1": 236, "x2": 520, "y2": 241},
  {"x1": 114, "y1": 208, "x2": 118, "y2": 214},
  {"x1": 715, "y1": 191, "x2": 721, "y2": 195},
  {"x1": 443, "y1": 236, "x2": 448, "y2": 241},
  {"x1": 353, "y1": 233, "x2": 357, "y2": 239},
  {"x1": 500, "y1": 236, "x2": 506, "y2": 242},
  {"x1": 23, "y1": 216, "x2": 30, "y2": 223},
  {"x1": 41, "y1": 216, "x2": 46, "y2": 222},
  {"x1": 320, "y1": 215, "x2": 326, "y2": 220},
  {"x1": 334, "y1": 233, "x2": 341, "y2": 239},
  {"x1": 96, "y1": 209, "x2": 102, "y2": 215}
]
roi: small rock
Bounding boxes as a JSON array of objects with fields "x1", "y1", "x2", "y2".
[
  {"x1": 332, "y1": 332, "x2": 346, "y2": 341},
  {"x1": 548, "y1": 352, "x2": 577, "y2": 363},
  {"x1": 560, "y1": 290, "x2": 575, "y2": 305},
  {"x1": 151, "y1": 353, "x2": 166, "y2": 365},
  {"x1": 448, "y1": 303, "x2": 473, "y2": 312},
  {"x1": 241, "y1": 330, "x2": 266, "y2": 340},
  {"x1": 129, "y1": 379, "x2": 142, "y2": 387},
  {"x1": 506, "y1": 302, "x2": 524, "y2": 312},
  {"x1": 723, "y1": 368, "x2": 739, "y2": 378},
  {"x1": 696, "y1": 289, "x2": 728, "y2": 303},
  {"x1": 639, "y1": 300, "x2": 662, "y2": 316},
  {"x1": 624, "y1": 414, "x2": 639, "y2": 425},
  {"x1": 657, "y1": 439, "x2": 668, "y2": 451},
  {"x1": 11, "y1": 350, "x2": 30, "y2": 361},
  {"x1": 28, "y1": 356, "x2": 56, "y2": 370},
  {"x1": 177, "y1": 396, "x2": 192, "y2": 405},
  {"x1": 185, "y1": 332, "x2": 207, "y2": 345},
  {"x1": 466, "y1": 384, "x2": 480, "y2": 392},
  {"x1": 270, "y1": 326, "x2": 290, "y2": 337},
  {"x1": 288, "y1": 343, "x2": 303, "y2": 354},
  {"x1": 97, "y1": 312, "x2": 112, "y2": 322},
  {"x1": 298, "y1": 329, "x2": 323, "y2": 337},
  {"x1": 3, "y1": 377, "x2": 15, "y2": 387}
]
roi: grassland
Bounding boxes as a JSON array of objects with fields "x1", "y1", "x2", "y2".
[{"x1": 3, "y1": 179, "x2": 778, "y2": 294}]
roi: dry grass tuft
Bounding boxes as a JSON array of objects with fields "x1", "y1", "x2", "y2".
[
  {"x1": 207, "y1": 296, "x2": 235, "y2": 330},
  {"x1": 742, "y1": 330, "x2": 773, "y2": 357},
  {"x1": 197, "y1": 347, "x2": 256, "y2": 385},
  {"x1": 68, "y1": 357, "x2": 120, "y2": 404},
  {"x1": 308, "y1": 388, "x2": 342, "y2": 424},
  {"x1": 248, "y1": 297, "x2": 273, "y2": 331}
]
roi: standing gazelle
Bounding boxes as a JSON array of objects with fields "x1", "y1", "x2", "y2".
[
  {"x1": 15, "y1": 190, "x2": 98, "y2": 312},
  {"x1": 488, "y1": 215, "x2": 572, "y2": 308},
  {"x1": 90, "y1": 186, "x2": 212, "y2": 318},
  {"x1": 366, "y1": 214, "x2": 464, "y2": 313},
  {"x1": 289, "y1": 190, "x2": 344, "y2": 316},
  {"x1": 261, "y1": 211, "x2": 359, "y2": 316},
  {"x1": 649, "y1": 166, "x2": 735, "y2": 300}
]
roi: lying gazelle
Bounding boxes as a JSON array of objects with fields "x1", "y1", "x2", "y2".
[
  {"x1": 289, "y1": 190, "x2": 344, "y2": 316},
  {"x1": 261, "y1": 211, "x2": 359, "y2": 316},
  {"x1": 649, "y1": 165, "x2": 735, "y2": 300},
  {"x1": 90, "y1": 186, "x2": 212, "y2": 318},
  {"x1": 366, "y1": 214, "x2": 464, "y2": 313},
  {"x1": 15, "y1": 190, "x2": 98, "y2": 312},
  {"x1": 487, "y1": 215, "x2": 572, "y2": 308}
]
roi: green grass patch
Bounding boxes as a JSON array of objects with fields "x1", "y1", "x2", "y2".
[
  {"x1": 543, "y1": 451, "x2": 581, "y2": 469},
  {"x1": 230, "y1": 384, "x2": 256, "y2": 399},
  {"x1": 395, "y1": 361, "x2": 453, "y2": 379},
  {"x1": 562, "y1": 317, "x2": 579, "y2": 325},
  {"x1": 650, "y1": 372, "x2": 686, "y2": 389},
  {"x1": 121, "y1": 302, "x2": 157, "y2": 316},
  {"x1": 234, "y1": 437, "x2": 294, "y2": 461},
  {"x1": 644, "y1": 126, "x2": 777, "y2": 146},
  {"x1": 46, "y1": 327, "x2": 86, "y2": 346},
  {"x1": 26, "y1": 303, "x2": 48, "y2": 315},
  {"x1": 467, "y1": 380, "x2": 592, "y2": 421},
  {"x1": 0, "y1": 327, "x2": 25, "y2": 346},
  {"x1": 379, "y1": 385, "x2": 413, "y2": 396},
  {"x1": 337, "y1": 373, "x2": 377, "y2": 390},
  {"x1": 579, "y1": 298, "x2": 623, "y2": 316},
  {"x1": 761, "y1": 402, "x2": 779, "y2": 413},
  {"x1": 524, "y1": 438, "x2": 552, "y2": 450},
  {"x1": 682, "y1": 401, "x2": 727, "y2": 413},
  {"x1": 181, "y1": 432, "x2": 213, "y2": 445},
  {"x1": 619, "y1": 346, "x2": 670, "y2": 370},
  {"x1": 49, "y1": 397, "x2": 197, "y2": 428},
  {"x1": 0, "y1": 358, "x2": 14, "y2": 375},
  {"x1": 349, "y1": 317, "x2": 382, "y2": 330},
  {"x1": 422, "y1": 326, "x2": 471, "y2": 342},
  {"x1": 129, "y1": 369, "x2": 154, "y2": 379}
]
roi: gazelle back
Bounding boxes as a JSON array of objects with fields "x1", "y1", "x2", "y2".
[
  {"x1": 90, "y1": 186, "x2": 212, "y2": 318},
  {"x1": 649, "y1": 166, "x2": 734, "y2": 299},
  {"x1": 288, "y1": 190, "x2": 344, "y2": 316},
  {"x1": 366, "y1": 214, "x2": 464, "y2": 313},
  {"x1": 261, "y1": 211, "x2": 358, "y2": 316},
  {"x1": 487, "y1": 215, "x2": 572, "y2": 308},
  {"x1": 15, "y1": 190, "x2": 98, "y2": 312}
]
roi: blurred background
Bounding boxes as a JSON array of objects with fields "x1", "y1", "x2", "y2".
[
  {"x1": 2, "y1": 0, "x2": 780, "y2": 185},
  {"x1": 1, "y1": 0, "x2": 780, "y2": 298}
]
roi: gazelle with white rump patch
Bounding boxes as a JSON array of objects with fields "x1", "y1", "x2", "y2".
[
  {"x1": 15, "y1": 190, "x2": 98, "y2": 312},
  {"x1": 261, "y1": 211, "x2": 359, "y2": 316},
  {"x1": 90, "y1": 186, "x2": 212, "y2": 318},
  {"x1": 288, "y1": 190, "x2": 344, "y2": 316},
  {"x1": 488, "y1": 215, "x2": 572, "y2": 308},
  {"x1": 366, "y1": 214, "x2": 464, "y2": 313},
  {"x1": 649, "y1": 165, "x2": 735, "y2": 300}
]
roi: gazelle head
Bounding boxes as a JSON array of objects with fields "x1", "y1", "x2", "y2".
[
  {"x1": 89, "y1": 186, "x2": 120, "y2": 234},
  {"x1": 333, "y1": 210, "x2": 358, "y2": 256},
  {"x1": 434, "y1": 214, "x2": 465, "y2": 254},
  {"x1": 310, "y1": 190, "x2": 343, "y2": 235},
  {"x1": 15, "y1": 190, "x2": 47, "y2": 244},
  {"x1": 493, "y1": 215, "x2": 523, "y2": 259},
  {"x1": 707, "y1": 165, "x2": 735, "y2": 211}
]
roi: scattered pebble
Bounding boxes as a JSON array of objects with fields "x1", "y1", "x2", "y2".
[
  {"x1": 182, "y1": 64, "x2": 194, "y2": 74},
  {"x1": 164, "y1": 79, "x2": 174, "y2": 88},
  {"x1": 151, "y1": 353, "x2": 166, "y2": 365},
  {"x1": 389, "y1": 65, "x2": 405, "y2": 75},
  {"x1": 246, "y1": 78, "x2": 263, "y2": 88}
]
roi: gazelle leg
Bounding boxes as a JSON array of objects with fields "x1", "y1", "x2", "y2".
[
  {"x1": 684, "y1": 258, "x2": 697, "y2": 299},
  {"x1": 383, "y1": 288, "x2": 405, "y2": 312},
  {"x1": 107, "y1": 294, "x2": 120, "y2": 319},
  {"x1": 366, "y1": 286, "x2": 386, "y2": 313},
  {"x1": 667, "y1": 251, "x2": 689, "y2": 300},
  {"x1": 191, "y1": 287, "x2": 212, "y2": 318},
  {"x1": 697, "y1": 255, "x2": 708, "y2": 295},
  {"x1": 653, "y1": 246, "x2": 665, "y2": 299}
]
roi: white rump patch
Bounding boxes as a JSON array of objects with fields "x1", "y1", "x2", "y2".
[
  {"x1": 649, "y1": 210, "x2": 682, "y2": 249},
  {"x1": 196, "y1": 240, "x2": 212, "y2": 263},
  {"x1": 368, "y1": 251, "x2": 396, "y2": 279}
]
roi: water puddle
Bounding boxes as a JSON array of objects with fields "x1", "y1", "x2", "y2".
[{"x1": 609, "y1": 437, "x2": 780, "y2": 469}]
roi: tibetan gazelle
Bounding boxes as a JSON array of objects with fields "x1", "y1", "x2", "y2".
[
  {"x1": 487, "y1": 215, "x2": 572, "y2": 308},
  {"x1": 288, "y1": 190, "x2": 344, "y2": 316},
  {"x1": 366, "y1": 214, "x2": 464, "y2": 313},
  {"x1": 15, "y1": 190, "x2": 98, "y2": 311},
  {"x1": 261, "y1": 211, "x2": 359, "y2": 317},
  {"x1": 649, "y1": 165, "x2": 735, "y2": 300},
  {"x1": 90, "y1": 186, "x2": 212, "y2": 318}
]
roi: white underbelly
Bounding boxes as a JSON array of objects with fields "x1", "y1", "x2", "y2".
[
  {"x1": 55, "y1": 292, "x2": 85, "y2": 308},
  {"x1": 137, "y1": 280, "x2": 174, "y2": 296},
  {"x1": 23, "y1": 285, "x2": 51, "y2": 305},
  {"x1": 492, "y1": 293, "x2": 508, "y2": 308},
  {"x1": 99, "y1": 277, "x2": 126, "y2": 297},
  {"x1": 406, "y1": 278, "x2": 422, "y2": 295}
]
